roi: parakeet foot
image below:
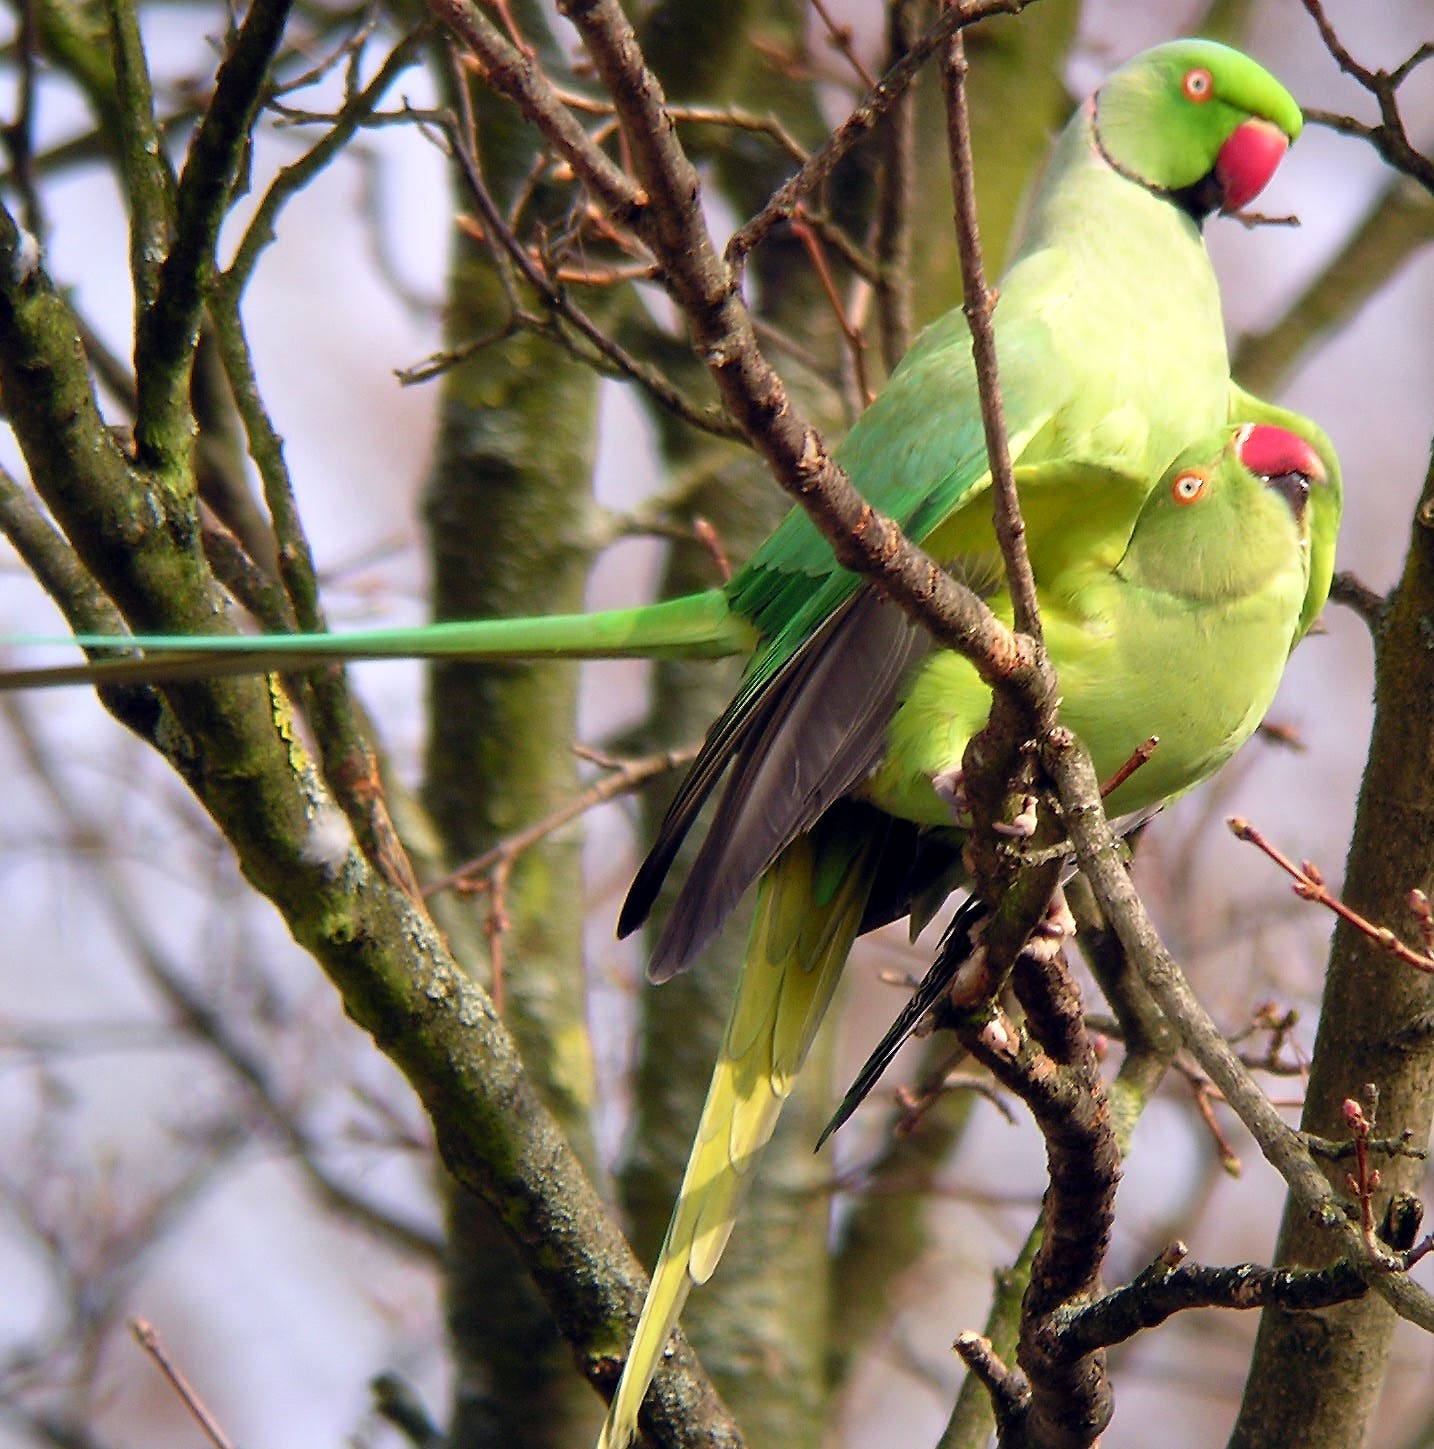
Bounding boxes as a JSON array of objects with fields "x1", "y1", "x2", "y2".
[
  {"x1": 932, "y1": 767, "x2": 974, "y2": 827},
  {"x1": 992, "y1": 793, "x2": 1040, "y2": 838}
]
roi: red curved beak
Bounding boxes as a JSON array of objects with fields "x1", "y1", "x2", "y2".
[
  {"x1": 1235, "y1": 423, "x2": 1326, "y2": 485},
  {"x1": 1215, "y1": 117, "x2": 1291, "y2": 212}
]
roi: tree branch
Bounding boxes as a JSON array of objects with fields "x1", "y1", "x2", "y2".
[
  {"x1": 1043, "y1": 725, "x2": 1434, "y2": 1333},
  {"x1": 105, "y1": 0, "x2": 173, "y2": 319},
  {"x1": 134, "y1": 0, "x2": 292, "y2": 472},
  {"x1": 724, "y1": 0, "x2": 1042, "y2": 269},
  {"x1": 1057, "y1": 1246, "x2": 1366, "y2": 1357}
]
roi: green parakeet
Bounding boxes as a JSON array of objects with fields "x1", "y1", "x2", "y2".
[
  {"x1": 596, "y1": 419, "x2": 1328, "y2": 1448},
  {"x1": 0, "y1": 38, "x2": 1336, "y2": 1448}
]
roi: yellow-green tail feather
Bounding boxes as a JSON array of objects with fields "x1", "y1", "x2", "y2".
[{"x1": 597, "y1": 827, "x2": 877, "y2": 1448}]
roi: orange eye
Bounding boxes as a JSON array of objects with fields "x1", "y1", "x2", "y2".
[
  {"x1": 1182, "y1": 67, "x2": 1214, "y2": 102},
  {"x1": 1172, "y1": 471, "x2": 1208, "y2": 505}
]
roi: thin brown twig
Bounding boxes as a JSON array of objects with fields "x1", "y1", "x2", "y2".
[
  {"x1": 873, "y1": 0, "x2": 919, "y2": 371},
  {"x1": 424, "y1": 745, "x2": 700, "y2": 898},
  {"x1": 434, "y1": 67, "x2": 741, "y2": 440},
  {"x1": 1343, "y1": 1089, "x2": 1384, "y2": 1258},
  {"x1": 1228, "y1": 208, "x2": 1300, "y2": 230},
  {"x1": 725, "y1": 0, "x2": 1040, "y2": 269},
  {"x1": 939, "y1": 24, "x2": 1040, "y2": 644},
  {"x1": 894, "y1": 1066, "x2": 1016, "y2": 1136},
  {"x1": 1228, "y1": 817, "x2": 1434, "y2": 974},
  {"x1": 129, "y1": 1318, "x2": 236, "y2": 1449},
  {"x1": 485, "y1": 859, "x2": 511, "y2": 1016},
  {"x1": 1300, "y1": 0, "x2": 1434, "y2": 191},
  {"x1": 691, "y1": 518, "x2": 732, "y2": 583},
  {"x1": 791, "y1": 215, "x2": 873, "y2": 405},
  {"x1": 1412, "y1": 888, "x2": 1434, "y2": 956},
  {"x1": 1177, "y1": 1063, "x2": 1243, "y2": 1176},
  {"x1": 456, "y1": 0, "x2": 1036, "y2": 683},
  {"x1": 490, "y1": 0, "x2": 534, "y2": 58},
  {"x1": 810, "y1": 0, "x2": 878, "y2": 89},
  {"x1": 793, "y1": 209, "x2": 882, "y2": 285},
  {"x1": 551, "y1": 89, "x2": 812, "y2": 165},
  {"x1": 1098, "y1": 736, "x2": 1159, "y2": 799}
]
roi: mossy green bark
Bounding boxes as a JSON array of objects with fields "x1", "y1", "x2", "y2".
[{"x1": 421, "y1": 30, "x2": 609, "y2": 1434}]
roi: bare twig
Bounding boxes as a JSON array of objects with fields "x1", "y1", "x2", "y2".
[
  {"x1": 1045, "y1": 727, "x2": 1434, "y2": 1329},
  {"x1": 725, "y1": 0, "x2": 1041, "y2": 268},
  {"x1": 1228, "y1": 817, "x2": 1434, "y2": 974},
  {"x1": 873, "y1": 0, "x2": 919, "y2": 371},
  {"x1": 810, "y1": 0, "x2": 878, "y2": 89},
  {"x1": 690, "y1": 518, "x2": 732, "y2": 582},
  {"x1": 1330, "y1": 569, "x2": 1388, "y2": 630},
  {"x1": 2, "y1": 0, "x2": 44, "y2": 239},
  {"x1": 1176, "y1": 1062, "x2": 1244, "y2": 1175},
  {"x1": 1098, "y1": 736, "x2": 1159, "y2": 799},
  {"x1": 1336, "y1": 1087, "x2": 1398, "y2": 1262},
  {"x1": 424, "y1": 745, "x2": 699, "y2": 898},
  {"x1": 1300, "y1": 0, "x2": 1434, "y2": 191},
  {"x1": 791, "y1": 215, "x2": 873, "y2": 404},
  {"x1": 129, "y1": 1319, "x2": 236, "y2": 1449},
  {"x1": 436, "y1": 74, "x2": 741, "y2": 441},
  {"x1": 940, "y1": 24, "x2": 1040, "y2": 644}
]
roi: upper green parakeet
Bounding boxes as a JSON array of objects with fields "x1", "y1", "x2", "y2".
[{"x1": 0, "y1": 37, "x2": 1336, "y2": 1449}]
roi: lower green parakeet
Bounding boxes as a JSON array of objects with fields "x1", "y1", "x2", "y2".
[{"x1": 591, "y1": 420, "x2": 1330, "y2": 1448}]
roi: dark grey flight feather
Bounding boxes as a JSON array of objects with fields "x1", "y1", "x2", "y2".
[
  {"x1": 817, "y1": 893, "x2": 989, "y2": 1149},
  {"x1": 638, "y1": 589, "x2": 932, "y2": 983},
  {"x1": 819, "y1": 805, "x2": 1162, "y2": 1145}
]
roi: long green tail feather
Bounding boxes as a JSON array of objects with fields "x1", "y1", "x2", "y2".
[{"x1": 0, "y1": 588, "x2": 755, "y2": 691}]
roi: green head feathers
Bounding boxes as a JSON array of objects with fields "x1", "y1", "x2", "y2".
[
  {"x1": 1118, "y1": 423, "x2": 1320, "y2": 603},
  {"x1": 1095, "y1": 40, "x2": 1303, "y2": 214}
]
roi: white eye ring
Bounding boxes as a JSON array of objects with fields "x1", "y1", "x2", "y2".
[
  {"x1": 1183, "y1": 67, "x2": 1213, "y2": 101},
  {"x1": 1172, "y1": 472, "x2": 1207, "y2": 504}
]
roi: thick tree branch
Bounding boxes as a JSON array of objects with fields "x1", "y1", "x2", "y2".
[
  {"x1": 0, "y1": 168, "x2": 738, "y2": 1449},
  {"x1": 1043, "y1": 726, "x2": 1434, "y2": 1334},
  {"x1": 957, "y1": 947, "x2": 1117, "y2": 1449},
  {"x1": 134, "y1": 0, "x2": 292, "y2": 473},
  {"x1": 1058, "y1": 1247, "x2": 1366, "y2": 1357}
]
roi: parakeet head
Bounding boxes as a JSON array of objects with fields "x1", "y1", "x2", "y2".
[
  {"x1": 1094, "y1": 40, "x2": 1303, "y2": 219},
  {"x1": 1118, "y1": 424, "x2": 1322, "y2": 602}
]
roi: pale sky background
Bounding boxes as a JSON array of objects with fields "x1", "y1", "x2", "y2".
[{"x1": 0, "y1": 1, "x2": 1431, "y2": 1446}]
